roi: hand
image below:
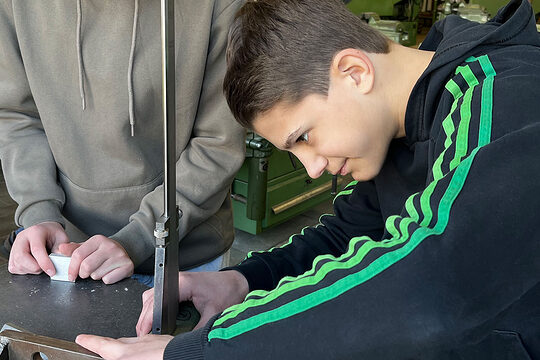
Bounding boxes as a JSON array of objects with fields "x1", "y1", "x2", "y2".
[
  {"x1": 58, "y1": 235, "x2": 134, "y2": 284},
  {"x1": 8, "y1": 222, "x2": 68, "y2": 276},
  {"x1": 136, "y1": 270, "x2": 249, "y2": 336},
  {"x1": 76, "y1": 333, "x2": 173, "y2": 360}
]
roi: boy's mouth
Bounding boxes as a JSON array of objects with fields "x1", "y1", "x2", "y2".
[{"x1": 339, "y1": 160, "x2": 348, "y2": 176}]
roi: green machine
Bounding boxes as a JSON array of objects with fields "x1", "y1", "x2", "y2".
[
  {"x1": 346, "y1": 0, "x2": 422, "y2": 47},
  {"x1": 232, "y1": 133, "x2": 341, "y2": 235},
  {"x1": 363, "y1": 13, "x2": 418, "y2": 47}
]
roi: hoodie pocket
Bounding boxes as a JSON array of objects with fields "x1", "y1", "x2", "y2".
[{"x1": 58, "y1": 171, "x2": 163, "y2": 237}]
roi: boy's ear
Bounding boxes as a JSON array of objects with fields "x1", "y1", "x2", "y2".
[{"x1": 330, "y1": 49, "x2": 375, "y2": 94}]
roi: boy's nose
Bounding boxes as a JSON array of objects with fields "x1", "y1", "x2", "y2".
[{"x1": 295, "y1": 152, "x2": 327, "y2": 179}]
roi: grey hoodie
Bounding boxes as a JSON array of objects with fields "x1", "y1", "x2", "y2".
[{"x1": 0, "y1": 0, "x2": 245, "y2": 268}]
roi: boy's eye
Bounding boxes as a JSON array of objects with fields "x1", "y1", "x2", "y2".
[{"x1": 296, "y1": 132, "x2": 309, "y2": 143}]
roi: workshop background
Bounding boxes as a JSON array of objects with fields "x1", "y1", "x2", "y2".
[{"x1": 1, "y1": 0, "x2": 539, "y2": 268}]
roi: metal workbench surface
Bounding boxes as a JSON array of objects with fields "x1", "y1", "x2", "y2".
[{"x1": 0, "y1": 264, "x2": 149, "y2": 342}]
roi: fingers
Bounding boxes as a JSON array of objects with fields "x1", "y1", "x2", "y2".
[
  {"x1": 76, "y1": 334, "x2": 112, "y2": 352},
  {"x1": 9, "y1": 227, "x2": 134, "y2": 285},
  {"x1": 58, "y1": 242, "x2": 81, "y2": 257},
  {"x1": 68, "y1": 236, "x2": 134, "y2": 284},
  {"x1": 136, "y1": 289, "x2": 155, "y2": 336},
  {"x1": 76, "y1": 334, "x2": 121, "y2": 360},
  {"x1": 101, "y1": 265, "x2": 133, "y2": 285},
  {"x1": 8, "y1": 251, "x2": 42, "y2": 274},
  {"x1": 7, "y1": 222, "x2": 71, "y2": 277},
  {"x1": 49, "y1": 229, "x2": 70, "y2": 253},
  {"x1": 142, "y1": 287, "x2": 154, "y2": 303},
  {"x1": 67, "y1": 236, "x2": 134, "y2": 283},
  {"x1": 90, "y1": 256, "x2": 131, "y2": 281},
  {"x1": 68, "y1": 240, "x2": 100, "y2": 282},
  {"x1": 77, "y1": 334, "x2": 172, "y2": 360},
  {"x1": 29, "y1": 239, "x2": 56, "y2": 276},
  {"x1": 78, "y1": 251, "x2": 108, "y2": 279},
  {"x1": 8, "y1": 232, "x2": 44, "y2": 275}
]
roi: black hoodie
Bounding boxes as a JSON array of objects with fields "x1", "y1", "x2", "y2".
[{"x1": 165, "y1": 1, "x2": 540, "y2": 359}]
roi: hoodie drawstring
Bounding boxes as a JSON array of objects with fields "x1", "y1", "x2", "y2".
[
  {"x1": 128, "y1": 0, "x2": 139, "y2": 137},
  {"x1": 76, "y1": 0, "x2": 139, "y2": 137},
  {"x1": 76, "y1": 0, "x2": 86, "y2": 110}
]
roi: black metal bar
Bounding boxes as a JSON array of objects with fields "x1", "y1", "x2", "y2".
[
  {"x1": 331, "y1": 175, "x2": 338, "y2": 195},
  {"x1": 152, "y1": 0, "x2": 179, "y2": 336}
]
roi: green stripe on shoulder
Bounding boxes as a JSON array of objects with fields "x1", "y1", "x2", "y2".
[
  {"x1": 449, "y1": 64, "x2": 479, "y2": 171},
  {"x1": 468, "y1": 55, "x2": 496, "y2": 146}
]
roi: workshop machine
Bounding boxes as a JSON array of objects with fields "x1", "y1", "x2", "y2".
[
  {"x1": 362, "y1": 12, "x2": 418, "y2": 47},
  {"x1": 346, "y1": 0, "x2": 421, "y2": 47},
  {"x1": 232, "y1": 133, "x2": 341, "y2": 235},
  {"x1": 1, "y1": 1, "x2": 195, "y2": 358},
  {"x1": 437, "y1": 1, "x2": 490, "y2": 23}
]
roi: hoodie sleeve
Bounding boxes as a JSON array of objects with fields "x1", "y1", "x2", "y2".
[
  {"x1": 0, "y1": 0, "x2": 66, "y2": 229},
  {"x1": 109, "y1": 0, "x2": 246, "y2": 267},
  {"x1": 163, "y1": 56, "x2": 540, "y2": 359},
  {"x1": 224, "y1": 179, "x2": 385, "y2": 292}
]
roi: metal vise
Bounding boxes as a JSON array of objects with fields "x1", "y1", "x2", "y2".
[{"x1": 0, "y1": 329, "x2": 100, "y2": 360}]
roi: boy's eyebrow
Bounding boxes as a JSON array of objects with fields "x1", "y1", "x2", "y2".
[{"x1": 284, "y1": 128, "x2": 302, "y2": 150}]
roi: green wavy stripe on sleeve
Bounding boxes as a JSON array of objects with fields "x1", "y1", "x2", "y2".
[
  {"x1": 449, "y1": 65, "x2": 479, "y2": 171},
  {"x1": 432, "y1": 78, "x2": 463, "y2": 180},
  {"x1": 209, "y1": 148, "x2": 481, "y2": 341}
]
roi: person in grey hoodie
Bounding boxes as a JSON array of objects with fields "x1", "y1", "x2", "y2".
[
  {"x1": 78, "y1": 0, "x2": 539, "y2": 359},
  {"x1": 0, "y1": 0, "x2": 245, "y2": 284}
]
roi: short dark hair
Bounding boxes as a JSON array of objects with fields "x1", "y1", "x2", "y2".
[{"x1": 223, "y1": 0, "x2": 390, "y2": 129}]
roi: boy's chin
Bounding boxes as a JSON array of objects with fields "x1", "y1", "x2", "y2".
[{"x1": 350, "y1": 166, "x2": 382, "y2": 182}]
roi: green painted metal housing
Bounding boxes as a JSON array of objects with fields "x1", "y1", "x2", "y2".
[{"x1": 232, "y1": 133, "x2": 336, "y2": 234}]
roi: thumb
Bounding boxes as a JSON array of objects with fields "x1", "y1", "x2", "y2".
[
  {"x1": 57, "y1": 242, "x2": 81, "y2": 256},
  {"x1": 193, "y1": 314, "x2": 213, "y2": 331},
  {"x1": 193, "y1": 306, "x2": 219, "y2": 330},
  {"x1": 48, "y1": 225, "x2": 69, "y2": 253},
  {"x1": 76, "y1": 334, "x2": 115, "y2": 358}
]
